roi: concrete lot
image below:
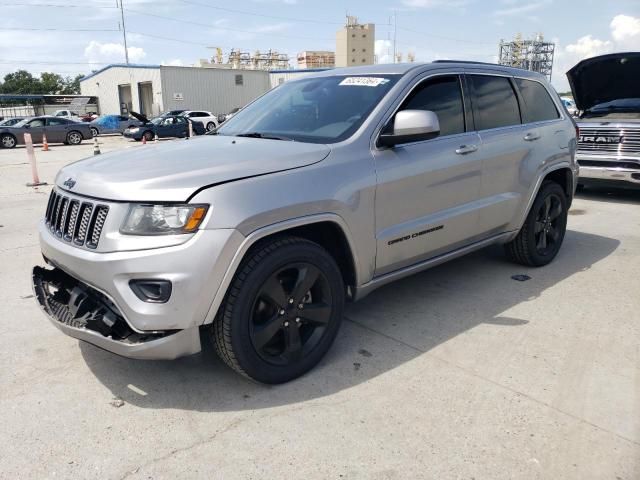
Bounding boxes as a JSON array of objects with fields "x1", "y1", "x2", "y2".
[{"x1": 1, "y1": 138, "x2": 639, "y2": 479}]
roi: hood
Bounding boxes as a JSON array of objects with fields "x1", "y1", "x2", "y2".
[
  {"x1": 567, "y1": 52, "x2": 640, "y2": 111},
  {"x1": 129, "y1": 111, "x2": 150, "y2": 123},
  {"x1": 55, "y1": 135, "x2": 331, "y2": 202}
]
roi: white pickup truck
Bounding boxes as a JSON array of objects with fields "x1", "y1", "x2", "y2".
[{"x1": 52, "y1": 109, "x2": 80, "y2": 120}]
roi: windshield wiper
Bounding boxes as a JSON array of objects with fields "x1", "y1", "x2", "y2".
[{"x1": 235, "y1": 132, "x2": 294, "y2": 141}]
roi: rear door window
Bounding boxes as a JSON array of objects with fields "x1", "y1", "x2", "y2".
[
  {"x1": 399, "y1": 75, "x2": 466, "y2": 136},
  {"x1": 46, "y1": 118, "x2": 68, "y2": 126},
  {"x1": 468, "y1": 75, "x2": 521, "y2": 130},
  {"x1": 514, "y1": 78, "x2": 560, "y2": 123}
]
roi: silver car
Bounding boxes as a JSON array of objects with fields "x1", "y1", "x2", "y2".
[
  {"x1": 0, "y1": 116, "x2": 92, "y2": 148},
  {"x1": 32, "y1": 62, "x2": 578, "y2": 383}
]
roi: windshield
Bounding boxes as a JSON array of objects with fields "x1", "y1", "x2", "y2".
[
  {"x1": 216, "y1": 75, "x2": 400, "y2": 143},
  {"x1": 588, "y1": 98, "x2": 640, "y2": 112},
  {"x1": 151, "y1": 117, "x2": 165, "y2": 125},
  {"x1": 13, "y1": 119, "x2": 30, "y2": 127}
]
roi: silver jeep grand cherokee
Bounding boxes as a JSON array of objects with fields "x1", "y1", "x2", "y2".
[{"x1": 33, "y1": 62, "x2": 578, "y2": 383}]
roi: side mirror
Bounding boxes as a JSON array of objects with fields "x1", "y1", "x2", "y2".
[
  {"x1": 23, "y1": 124, "x2": 31, "y2": 129},
  {"x1": 378, "y1": 110, "x2": 440, "y2": 148}
]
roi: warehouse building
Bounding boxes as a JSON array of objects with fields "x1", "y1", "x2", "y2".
[{"x1": 80, "y1": 64, "x2": 271, "y2": 117}]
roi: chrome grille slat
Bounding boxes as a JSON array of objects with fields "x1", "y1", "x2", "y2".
[
  {"x1": 64, "y1": 201, "x2": 80, "y2": 241},
  {"x1": 74, "y1": 203, "x2": 93, "y2": 246},
  {"x1": 578, "y1": 126, "x2": 640, "y2": 154},
  {"x1": 44, "y1": 190, "x2": 108, "y2": 249}
]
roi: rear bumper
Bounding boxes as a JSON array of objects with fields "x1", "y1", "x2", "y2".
[{"x1": 32, "y1": 266, "x2": 201, "y2": 359}]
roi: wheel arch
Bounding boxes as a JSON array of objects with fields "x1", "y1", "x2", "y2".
[
  {"x1": 202, "y1": 214, "x2": 359, "y2": 325},
  {"x1": 514, "y1": 164, "x2": 574, "y2": 236}
]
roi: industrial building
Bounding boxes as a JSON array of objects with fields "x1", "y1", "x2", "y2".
[
  {"x1": 297, "y1": 51, "x2": 335, "y2": 69},
  {"x1": 498, "y1": 34, "x2": 555, "y2": 80},
  {"x1": 335, "y1": 17, "x2": 375, "y2": 67},
  {"x1": 79, "y1": 64, "x2": 272, "y2": 117}
]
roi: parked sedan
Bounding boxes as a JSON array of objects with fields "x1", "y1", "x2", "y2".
[
  {"x1": 0, "y1": 117, "x2": 25, "y2": 127},
  {"x1": 123, "y1": 113, "x2": 205, "y2": 141},
  {"x1": 89, "y1": 114, "x2": 143, "y2": 136},
  {"x1": 0, "y1": 116, "x2": 92, "y2": 148}
]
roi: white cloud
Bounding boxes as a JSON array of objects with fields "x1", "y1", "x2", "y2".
[
  {"x1": 375, "y1": 40, "x2": 393, "y2": 64},
  {"x1": 553, "y1": 14, "x2": 640, "y2": 91},
  {"x1": 84, "y1": 41, "x2": 146, "y2": 65},
  {"x1": 610, "y1": 14, "x2": 640, "y2": 48}
]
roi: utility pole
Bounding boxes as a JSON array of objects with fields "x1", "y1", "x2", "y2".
[
  {"x1": 393, "y1": 11, "x2": 397, "y2": 64},
  {"x1": 119, "y1": 0, "x2": 129, "y2": 64}
]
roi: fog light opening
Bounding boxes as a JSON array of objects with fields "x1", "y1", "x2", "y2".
[{"x1": 129, "y1": 279, "x2": 172, "y2": 303}]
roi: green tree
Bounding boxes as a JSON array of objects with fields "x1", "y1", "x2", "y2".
[
  {"x1": 60, "y1": 74, "x2": 84, "y2": 94},
  {"x1": 0, "y1": 70, "x2": 42, "y2": 94},
  {"x1": 39, "y1": 72, "x2": 64, "y2": 94}
]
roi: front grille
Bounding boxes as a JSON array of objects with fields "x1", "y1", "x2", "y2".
[
  {"x1": 45, "y1": 190, "x2": 109, "y2": 249},
  {"x1": 577, "y1": 127, "x2": 640, "y2": 154}
]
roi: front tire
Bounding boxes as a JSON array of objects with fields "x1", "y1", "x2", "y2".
[
  {"x1": 212, "y1": 236, "x2": 345, "y2": 384},
  {"x1": 66, "y1": 131, "x2": 83, "y2": 145},
  {"x1": 90, "y1": 127, "x2": 99, "y2": 137},
  {"x1": 206, "y1": 122, "x2": 216, "y2": 132},
  {"x1": 143, "y1": 130, "x2": 154, "y2": 141},
  {"x1": 505, "y1": 181, "x2": 568, "y2": 266}
]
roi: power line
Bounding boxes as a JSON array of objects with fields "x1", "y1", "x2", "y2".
[
  {"x1": 0, "y1": 27, "x2": 119, "y2": 32},
  {"x1": 177, "y1": 0, "x2": 343, "y2": 25}
]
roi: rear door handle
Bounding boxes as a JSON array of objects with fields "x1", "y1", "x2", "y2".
[
  {"x1": 455, "y1": 144, "x2": 478, "y2": 155},
  {"x1": 524, "y1": 132, "x2": 541, "y2": 141}
]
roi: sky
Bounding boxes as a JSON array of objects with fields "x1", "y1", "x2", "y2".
[{"x1": 2, "y1": 0, "x2": 640, "y2": 92}]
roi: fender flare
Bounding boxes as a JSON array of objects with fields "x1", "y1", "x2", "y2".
[{"x1": 201, "y1": 213, "x2": 359, "y2": 325}]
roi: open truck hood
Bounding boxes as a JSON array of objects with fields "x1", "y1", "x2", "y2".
[
  {"x1": 567, "y1": 52, "x2": 640, "y2": 112},
  {"x1": 55, "y1": 135, "x2": 330, "y2": 202}
]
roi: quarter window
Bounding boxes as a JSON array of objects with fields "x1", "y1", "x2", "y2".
[
  {"x1": 514, "y1": 78, "x2": 560, "y2": 123},
  {"x1": 468, "y1": 75, "x2": 521, "y2": 130},
  {"x1": 399, "y1": 75, "x2": 465, "y2": 136}
]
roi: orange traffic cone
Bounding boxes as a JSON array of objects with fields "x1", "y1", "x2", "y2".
[
  {"x1": 42, "y1": 133, "x2": 49, "y2": 151},
  {"x1": 142, "y1": 135, "x2": 147, "y2": 145}
]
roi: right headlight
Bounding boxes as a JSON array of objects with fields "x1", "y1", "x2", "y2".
[{"x1": 120, "y1": 204, "x2": 209, "y2": 235}]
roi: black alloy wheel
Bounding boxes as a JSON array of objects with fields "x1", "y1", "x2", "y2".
[
  {"x1": 213, "y1": 236, "x2": 345, "y2": 384},
  {"x1": 249, "y1": 263, "x2": 332, "y2": 366},
  {"x1": 505, "y1": 181, "x2": 568, "y2": 267},
  {"x1": 534, "y1": 193, "x2": 563, "y2": 256}
]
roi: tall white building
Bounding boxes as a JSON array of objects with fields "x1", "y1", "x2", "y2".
[{"x1": 335, "y1": 17, "x2": 375, "y2": 68}]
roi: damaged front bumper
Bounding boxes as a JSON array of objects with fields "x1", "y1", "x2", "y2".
[{"x1": 32, "y1": 266, "x2": 201, "y2": 360}]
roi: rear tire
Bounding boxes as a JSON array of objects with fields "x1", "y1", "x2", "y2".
[
  {"x1": 212, "y1": 236, "x2": 345, "y2": 384},
  {"x1": 206, "y1": 122, "x2": 216, "y2": 132},
  {"x1": 1, "y1": 133, "x2": 16, "y2": 148},
  {"x1": 505, "y1": 181, "x2": 568, "y2": 267}
]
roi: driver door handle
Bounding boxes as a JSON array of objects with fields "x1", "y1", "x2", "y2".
[
  {"x1": 455, "y1": 144, "x2": 478, "y2": 155},
  {"x1": 524, "y1": 132, "x2": 541, "y2": 141}
]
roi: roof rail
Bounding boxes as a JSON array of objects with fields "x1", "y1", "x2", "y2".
[{"x1": 432, "y1": 60, "x2": 500, "y2": 66}]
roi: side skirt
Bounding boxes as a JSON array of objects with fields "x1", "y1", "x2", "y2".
[{"x1": 353, "y1": 231, "x2": 516, "y2": 301}]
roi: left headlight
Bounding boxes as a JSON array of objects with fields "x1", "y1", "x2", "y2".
[
  {"x1": 120, "y1": 204, "x2": 209, "y2": 235},
  {"x1": 128, "y1": 127, "x2": 140, "y2": 133}
]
